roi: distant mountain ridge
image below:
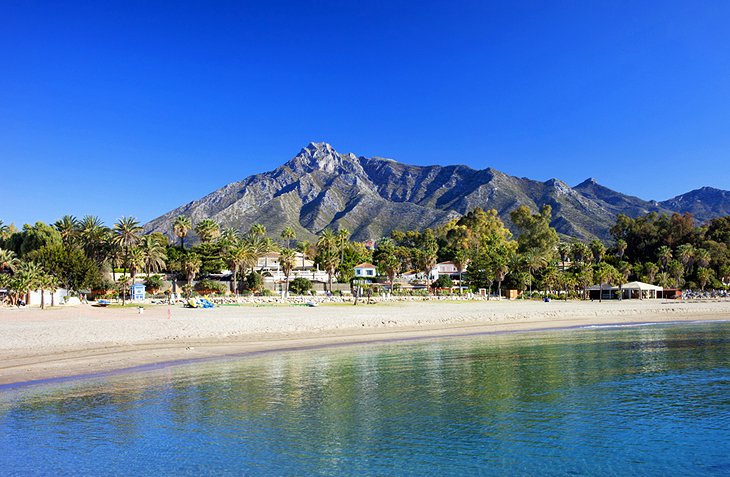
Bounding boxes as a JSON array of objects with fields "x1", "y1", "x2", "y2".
[{"x1": 144, "y1": 142, "x2": 730, "y2": 242}]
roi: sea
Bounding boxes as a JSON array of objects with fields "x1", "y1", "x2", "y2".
[{"x1": 1, "y1": 320, "x2": 729, "y2": 476}]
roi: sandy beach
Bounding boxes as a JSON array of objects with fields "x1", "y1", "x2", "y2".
[{"x1": 1, "y1": 299, "x2": 729, "y2": 386}]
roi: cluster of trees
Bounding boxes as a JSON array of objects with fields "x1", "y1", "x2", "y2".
[{"x1": 2, "y1": 206, "x2": 729, "y2": 306}]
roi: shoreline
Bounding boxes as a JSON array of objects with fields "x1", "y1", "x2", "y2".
[{"x1": 1, "y1": 300, "x2": 729, "y2": 387}]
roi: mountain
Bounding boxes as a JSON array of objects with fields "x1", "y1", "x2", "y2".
[
  {"x1": 144, "y1": 142, "x2": 730, "y2": 242},
  {"x1": 659, "y1": 187, "x2": 730, "y2": 222}
]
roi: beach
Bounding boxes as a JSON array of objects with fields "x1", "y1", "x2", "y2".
[{"x1": 1, "y1": 299, "x2": 729, "y2": 386}]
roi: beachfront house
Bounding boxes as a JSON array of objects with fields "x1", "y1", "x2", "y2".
[
  {"x1": 131, "y1": 283, "x2": 146, "y2": 301},
  {"x1": 354, "y1": 263, "x2": 377, "y2": 278}
]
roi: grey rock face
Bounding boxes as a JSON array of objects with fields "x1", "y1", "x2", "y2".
[{"x1": 144, "y1": 143, "x2": 730, "y2": 242}]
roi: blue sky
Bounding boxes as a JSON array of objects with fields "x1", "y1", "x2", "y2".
[{"x1": 2, "y1": 1, "x2": 730, "y2": 228}]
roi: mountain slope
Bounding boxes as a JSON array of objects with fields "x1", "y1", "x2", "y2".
[{"x1": 144, "y1": 143, "x2": 730, "y2": 242}]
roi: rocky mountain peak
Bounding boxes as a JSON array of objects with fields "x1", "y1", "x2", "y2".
[
  {"x1": 286, "y1": 142, "x2": 358, "y2": 174},
  {"x1": 143, "y1": 143, "x2": 730, "y2": 243}
]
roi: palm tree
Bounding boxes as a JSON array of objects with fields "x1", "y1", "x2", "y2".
[
  {"x1": 696, "y1": 267, "x2": 713, "y2": 291},
  {"x1": 227, "y1": 241, "x2": 256, "y2": 295},
  {"x1": 657, "y1": 271, "x2": 673, "y2": 289},
  {"x1": 336, "y1": 228, "x2": 350, "y2": 262},
  {"x1": 657, "y1": 246, "x2": 673, "y2": 271},
  {"x1": 14, "y1": 261, "x2": 43, "y2": 306},
  {"x1": 557, "y1": 242, "x2": 570, "y2": 271},
  {"x1": 522, "y1": 251, "x2": 547, "y2": 296},
  {"x1": 494, "y1": 261, "x2": 509, "y2": 298},
  {"x1": 112, "y1": 217, "x2": 143, "y2": 305},
  {"x1": 139, "y1": 235, "x2": 167, "y2": 279},
  {"x1": 695, "y1": 248, "x2": 711, "y2": 269},
  {"x1": 128, "y1": 247, "x2": 145, "y2": 284},
  {"x1": 615, "y1": 239, "x2": 627, "y2": 260},
  {"x1": 453, "y1": 249, "x2": 469, "y2": 292},
  {"x1": 279, "y1": 248, "x2": 296, "y2": 297},
  {"x1": 249, "y1": 223, "x2": 267, "y2": 238},
  {"x1": 643, "y1": 262, "x2": 659, "y2": 284},
  {"x1": 195, "y1": 219, "x2": 221, "y2": 244},
  {"x1": 571, "y1": 242, "x2": 591, "y2": 265},
  {"x1": 676, "y1": 244, "x2": 696, "y2": 274},
  {"x1": 182, "y1": 253, "x2": 202, "y2": 294},
  {"x1": 173, "y1": 216, "x2": 193, "y2": 249},
  {"x1": 594, "y1": 262, "x2": 618, "y2": 303},
  {"x1": 317, "y1": 229, "x2": 339, "y2": 293},
  {"x1": 281, "y1": 226, "x2": 296, "y2": 249},
  {"x1": 297, "y1": 241, "x2": 311, "y2": 269},
  {"x1": 0, "y1": 248, "x2": 20, "y2": 272},
  {"x1": 220, "y1": 227, "x2": 241, "y2": 246},
  {"x1": 589, "y1": 239, "x2": 606, "y2": 264},
  {"x1": 54, "y1": 215, "x2": 79, "y2": 246},
  {"x1": 79, "y1": 215, "x2": 109, "y2": 263}
]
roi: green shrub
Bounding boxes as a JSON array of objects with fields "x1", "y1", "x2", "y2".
[
  {"x1": 194, "y1": 279, "x2": 227, "y2": 295},
  {"x1": 290, "y1": 277, "x2": 313, "y2": 295}
]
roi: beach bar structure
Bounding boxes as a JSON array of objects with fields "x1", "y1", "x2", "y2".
[
  {"x1": 588, "y1": 281, "x2": 663, "y2": 300},
  {"x1": 130, "y1": 283, "x2": 146, "y2": 301},
  {"x1": 620, "y1": 281, "x2": 663, "y2": 299}
]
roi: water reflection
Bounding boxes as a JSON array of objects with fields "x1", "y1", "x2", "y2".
[{"x1": 1, "y1": 322, "x2": 729, "y2": 476}]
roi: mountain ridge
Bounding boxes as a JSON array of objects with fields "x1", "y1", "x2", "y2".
[{"x1": 144, "y1": 142, "x2": 730, "y2": 242}]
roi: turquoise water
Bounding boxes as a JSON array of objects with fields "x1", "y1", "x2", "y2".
[{"x1": 1, "y1": 321, "x2": 729, "y2": 476}]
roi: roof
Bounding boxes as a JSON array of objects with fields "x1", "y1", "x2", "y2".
[
  {"x1": 354, "y1": 262, "x2": 377, "y2": 269},
  {"x1": 437, "y1": 261, "x2": 455, "y2": 265},
  {"x1": 621, "y1": 281, "x2": 663, "y2": 291}
]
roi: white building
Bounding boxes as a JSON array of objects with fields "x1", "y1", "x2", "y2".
[{"x1": 354, "y1": 262, "x2": 378, "y2": 278}]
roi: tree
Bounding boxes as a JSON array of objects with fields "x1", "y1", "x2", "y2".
[
  {"x1": 511, "y1": 205, "x2": 558, "y2": 292},
  {"x1": 181, "y1": 253, "x2": 202, "y2": 292},
  {"x1": 290, "y1": 277, "x2": 313, "y2": 295},
  {"x1": 249, "y1": 223, "x2": 267, "y2": 238},
  {"x1": 336, "y1": 228, "x2": 350, "y2": 262},
  {"x1": 54, "y1": 215, "x2": 79, "y2": 246},
  {"x1": 373, "y1": 238, "x2": 400, "y2": 291},
  {"x1": 279, "y1": 248, "x2": 296, "y2": 297},
  {"x1": 316, "y1": 229, "x2": 339, "y2": 293},
  {"x1": 557, "y1": 242, "x2": 570, "y2": 271},
  {"x1": 574, "y1": 262, "x2": 593, "y2": 300},
  {"x1": 589, "y1": 239, "x2": 606, "y2": 264},
  {"x1": 27, "y1": 244, "x2": 102, "y2": 293},
  {"x1": 668, "y1": 260, "x2": 684, "y2": 288},
  {"x1": 416, "y1": 229, "x2": 439, "y2": 288},
  {"x1": 79, "y1": 215, "x2": 111, "y2": 264},
  {"x1": 657, "y1": 246, "x2": 673, "y2": 271},
  {"x1": 696, "y1": 267, "x2": 713, "y2": 291},
  {"x1": 12, "y1": 261, "x2": 43, "y2": 306},
  {"x1": 0, "y1": 248, "x2": 20, "y2": 272},
  {"x1": 431, "y1": 275, "x2": 453, "y2": 290},
  {"x1": 571, "y1": 242, "x2": 591, "y2": 265},
  {"x1": 173, "y1": 216, "x2": 193, "y2": 249},
  {"x1": 281, "y1": 226, "x2": 296, "y2": 249},
  {"x1": 227, "y1": 241, "x2": 256, "y2": 295},
  {"x1": 594, "y1": 262, "x2": 619, "y2": 302},
  {"x1": 615, "y1": 239, "x2": 627, "y2": 260},
  {"x1": 195, "y1": 219, "x2": 221, "y2": 244},
  {"x1": 494, "y1": 260, "x2": 509, "y2": 298},
  {"x1": 296, "y1": 241, "x2": 311, "y2": 270},
  {"x1": 676, "y1": 244, "x2": 696, "y2": 275},
  {"x1": 139, "y1": 234, "x2": 167, "y2": 279}
]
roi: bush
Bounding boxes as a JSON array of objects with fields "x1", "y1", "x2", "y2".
[
  {"x1": 194, "y1": 279, "x2": 228, "y2": 295},
  {"x1": 144, "y1": 274, "x2": 166, "y2": 294},
  {"x1": 290, "y1": 277, "x2": 313, "y2": 295},
  {"x1": 244, "y1": 272, "x2": 264, "y2": 293},
  {"x1": 431, "y1": 275, "x2": 453, "y2": 289}
]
